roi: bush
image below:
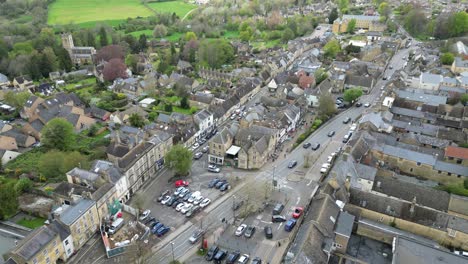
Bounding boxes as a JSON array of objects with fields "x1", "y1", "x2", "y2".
[
  {"x1": 464, "y1": 179, "x2": 468, "y2": 189},
  {"x1": 15, "y1": 178, "x2": 33, "y2": 194}
]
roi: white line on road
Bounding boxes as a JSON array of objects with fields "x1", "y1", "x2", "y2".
[
  {"x1": 277, "y1": 223, "x2": 283, "y2": 230},
  {"x1": 296, "y1": 197, "x2": 301, "y2": 205}
]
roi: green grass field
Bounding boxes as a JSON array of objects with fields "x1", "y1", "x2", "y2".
[{"x1": 48, "y1": 0, "x2": 196, "y2": 26}]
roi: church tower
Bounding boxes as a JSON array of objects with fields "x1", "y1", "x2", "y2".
[{"x1": 61, "y1": 33, "x2": 74, "y2": 53}]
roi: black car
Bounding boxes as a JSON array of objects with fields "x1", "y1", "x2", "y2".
[
  {"x1": 208, "y1": 178, "x2": 220, "y2": 188},
  {"x1": 157, "y1": 190, "x2": 170, "y2": 202},
  {"x1": 244, "y1": 226, "x2": 256, "y2": 238},
  {"x1": 205, "y1": 245, "x2": 219, "y2": 261},
  {"x1": 144, "y1": 216, "x2": 156, "y2": 224},
  {"x1": 288, "y1": 161, "x2": 297, "y2": 169},
  {"x1": 183, "y1": 192, "x2": 192, "y2": 201},
  {"x1": 252, "y1": 257, "x2": 262, "y2": 264},
  {"x1": 311, "y1": 143, "x2": 320, "y2": 150},
  {"x1": 303, "y1": 142, "x2": 311, "y2": 149},
  {"x1": 327, "y1": 131, "x2": 335, "y2": 137},
  {"x1": 166, "y1": 196, "x2": 177, "y2": 206},
  {"x1": 355, "y1": 102, "x2": 362, "y2": 107},
  {"x1": 147, "y1": 218, "x2": 158, "y2": 226},
  {"x1": 220, "y1": 183, "x2": 230, "y2": 192},
  {"x1": 226, "y1": 251, "x2": 240, "y2": 264},
  {"x1": 215, "y1": 180, "x2": 227, "y2": 189},
  {"x1": 272, "y1": 215, "x2": 287, "y2": 222},
  {"x1": 264, "y1": 226, "x2": 273, "y2": 239},
  {"x1": 233, "y1": 200, "x2": 244, "y2": 211},
  {"x1": 213, "y1": 249, "x2": 227, "y2": 263},
  {"x1": 172, "y1": 199, "x2": 183, "y2": 208}
]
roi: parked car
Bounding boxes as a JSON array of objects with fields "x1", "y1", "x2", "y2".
[
  {"x1": 188, "y1": 191, "x2": 201, "y2": 203},
  {"x1": 149, "y1": 220, "x2": 159, "y2": 228},
  {"x1": 180, "y1": 203, "x2": 194, "y2": 214},
  {"x1": 238, "y1": 254, "x2": 250, "y2": 264},
  {"x1": 252, "y1": 257, "x2": 262, "y2": 264},
  {"x1": 343, "y1": 117, "x2": 351, "y2": 124},
  {"x1": 288, "y1": 160, "x2": 297, "y2": 168},
  {"x1": 206, "y1": 245, "x2": 219, "y2": 261},
  {"x1": 202, "y1": 146, "x2": 209, "y2": 153},
  {"x1": 235, "y1": 224, "x2": 247, "y2": 236},
  {"x1": 264, "y1": 226, "x2": 273, "y2": 239},
  {"x1": 215, "y1": 180, "x2": 227, "y2": 189},
  {"x1": 208, "y1": 164, "x2": 221, "y2": 173},
  {"x1": 350, "y1": 123, "x2": 357, "y2": 131},
  {"x1": 188, "y1": 229, "x2": 204, "y2": 244},
  {"x1": 156, "y1": 226, "x2": 170, "y2": 237},
  {"x1": 213, "y1": 249, "x2": 227, "y2": 263},
  {"x1": 244, "y1": 226, "x2": 256, "y2": 238},
  {"x1": 272, "y1": 215, "x2": 287, "y2": 222},
  {"x1": 220, "y1": 183, "x2": 230, "y2": 192},
  {"x1": 161, "y1": 196, "x2": 171, "y2": 205},
  {"x1": 166, "y1": 196, "x2": 177, "y2": 206},
  {"x1": 311, "y1": 143, "x2": 320, "y2": 150},
  {"x1": 208, "y1": 178, "x2": 220, "y2": 188},
  {"x1": 355, "y1": 102, "x2": 362, "y2": 107},
  {"x1": 172, "y1": 199, "x2": 183, "y2": 208},
  {"x1": 152, "y1": 223, "x2": 164, "y2": 233},
  {"x1": 303, "y1": 142, "x2": 311, "y2": 149},
  {"x1": 185, "y1": 205, "x2": 201, "y2": 218},
  {"x1": 226, "y1": 250, "x2": 241, "y2": 264},
  {"x1": 193, "y1": 142, "x2": 200, "y2": 148},
  {"x1": 285, "y1": 219, "x2": 297, "y2": 232},
  {"x1": 194, "y1": 152, "x2": 203, "y2": 160},
  {"x1": 176, "y1": 202, "x2": 186, "y2": 212},
  {"x1": 157, "y1": 190, "x2": 170, "y2": 202},
  {"x1": 193, "y1": 196, "x2": 204, "y2": 205},
  {"x1": 272, "y1": 203, "x2": 284, "y2": 215},
  {"x1": 364, "y1": 102, "x2": 370, "y2": 108},
  {"x1": 183, "y1": 192, "x2": 192, "y2": 201},
  {"x1": 327, "y1": 131, "x2": 335, "y2": 137},
  {"x1": 174, "y1": 187, "x2": 186, "y2": 196},
  {"x1": 292, "y1": 207, "x2": 304, "y2": 218},
  {"x1": 200, "y1": 198, "x2": 211, "y2": 208},
  {"x1": 139, "y1": 210, "x2": 151, "y2": 221},
  {"x1": 175, "y1": 180, "x2": 189, "y2": 187},
  {"x1": 178, "y1": 188, "x2": 190, "y2": 198}
]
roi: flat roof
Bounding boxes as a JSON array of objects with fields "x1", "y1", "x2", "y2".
[{"x1": 226, "y1": 145, "x2": 241, "y2": 155}]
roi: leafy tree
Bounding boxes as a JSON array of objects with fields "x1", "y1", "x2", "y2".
[
  {"x1": 239, "y1": 23, "x2": 254, "y2": 42},
  {"x1": 328, "y1": 8, "x2": 338, "y2": 24},
  {"x1": 87, "y1": 124, "x2": 99, "y2": 137},
  {"x1": 281, "y1": 28, "x2": 295, "y2": 43},
  {"x1": 345, "y1": 44, "x2": 361, "y2": 54},
  {"x1": 164, "y1": 104, "x2": 173, "y2": 112},
  {"x1": 56, "y1": 46, "x2": 73, "y2": 72},
  {"x1": 378, "y1": 2, "x2": 391, "y2": 20},
  {"x1": 182, "y1": 40, "x2": 199, "y2": 63},
  {"x1": 404, "y1": 9, "x2": 429, "y2": 36},
  {"x1": 96, "y1": 45, "x2": 125, "y2": 62},
  {"x1": 180, "y1": 97, "x2": 189, "y2": 109},
  {"x1": 125, "y1": 54, "x2": 139, "y2": 73},
  {"x1": 0, "y1": 183, "x2": 18, "y2": 220},
  {"x1": 314, "y1": 68, "x2": 329, "y2": 85},
  {"x1": 440, "y1": 52, "x2": 455, "y2": 65},
  {"x1": 461, "y1": 94, "x2": 468, "y2": 105},
  {"x1": 123, "y1": 34, "x2": 140, "y2": 53},
  {"x1": 0, "y1": 39, "x2": 8, "y2": 59},
  {"x1": 464, "y1": 178, "x2": 468, "y2": 189},
  {"x1": 129, "y1": 113, "x2": 145, "y2": 128},
  {"x1": 153, "y1": 24, "x2": 168, "y2": 38},
  {"x1": 198, "y1": 39, "x2": 234, "y2": 68},
  {"x1": 139, "y1": 34, "x2": 147, "y2": 51},
  {"x1": 103, "y1": 58, "x2": 127, "y2": 81},
  {"x1": 318, "y1": 92, "x2": 336, "y2": 118},
  {"x1": 343, "y1": 88, "x2": 363, "y2": 103},
  {"x1": 41, "y1": 118, "x2": 75, "y2": 151},
  {"x1": 99, "y1": 27, "x2": 108, "y2": 47},
  {"x1": 87, "y1": 30, "x2": 96, "y2": 47},
  {"x1": 338, "y1": 0, "x2": 349, "y2": 13},
  {"x1": 165, "y1": 144, "x2": 193, "y2": 176},
  {"x1": 4, "y1": 91, "x2": 30, "y2": 109},
  {"x1": 184, "y1": 31, "x2": 197, "y2": 42},
  {"x1": 15, "y1": 178, "x2": 33, "y2": 194},
  {"x1": 323, "y1": 40, "x2": 341, "y2": 58},
  {"x1": 447, "y1": 11, "x2": 468, "y2": 38},
  {"x1": 40, "y1": 47, "x2": 58, "y2": 77},
  {"x1": 34, "y1": 28, "x2": 57, "y2": 51},
  {"x1": 347, "y1": 19, "x2": 357, "y2": 33}
]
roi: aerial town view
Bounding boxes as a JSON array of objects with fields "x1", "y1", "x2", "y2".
[{"x1": 0, "y1": 0, "x2": 467, "y2": 263}]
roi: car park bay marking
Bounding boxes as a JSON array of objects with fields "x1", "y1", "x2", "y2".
[
  {"x1": 296, "y1": 197, "x2": 301, "y2": 205},
  {"x1": 277, "y1": 223, "x2": 283, "y2": 230},
  {"x1": 260, "y1": 220, "x2": 273, "y2": 224}
]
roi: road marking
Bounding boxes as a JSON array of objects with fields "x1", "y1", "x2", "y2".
[
  {"x1": 277, "y1": 223, "x2": 283, "y2": 230},
  {"x1": 260, "y1": 220, "x2": 273, "y2": 224},
  {"x1": 296, "y1": 197, "x2": 301, "y2": 205}
]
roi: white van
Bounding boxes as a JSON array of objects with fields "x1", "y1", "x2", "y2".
[
  {"x1": 108, "y1": 218, "x2": 124, "y2": 235},
  {"x1": 188, "y1": 191, "x2": 201, "y2": 203}
]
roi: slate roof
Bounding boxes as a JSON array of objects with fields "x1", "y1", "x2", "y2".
[
  {"x1": 106, "y1": 141, "x2": 130, "y2": 158},
  {"x1": 58, "y1": 199, "x2": 96, "y2": 226},
  {"x1": 392, "y1": 236, "x2": 468, "y2": 264},
  {"x1": 24, "y1": 96, "x2": 39, "y2": 108},
  {"x1": 420, "y1": 72, "x2": 443, "y2": 85},
  {"x1": 372, "y1": 175, "x2": 450, "y2": 212},
  {"x1": 91, "y1": 182, "x2": 115, "y2": 201},
  {"x1": 118, "y1": 142, "x2": 153, "y2": 169},
  {"x1": 345, "y1": 74, "x2": 373, "y2": 88},
  {"x1": 396, "y1": 90, "x2": 447, "y2": 106},
  {"x1": 2, "y1": 130, "x2": 31, "y2": 147},
  {"x1": 48, "y1": 220, "x2": 71, "y2": 240},
  {"x1": 157, "y1": 113, "x2": 171, "y2": 124},
  {"x1": 342, "y1": 15, "x2": 380, "y2": 21},
  {"x1": 193, "y1": 109, "x2": 212, "y2": 125},
  {"x1": 0, "y1": 73, "x2": 8, "y2": 83},
  {"x1": 14, "y1": 225, "x2": 57, "y2": 260},
  {"x1": 445, "y1": 146, "x2": 468, "y2": 160},
  {"x1": 335, "y1": 211, "x2": 354, "y2": 238},
  {"x1": 191, "y1": 92, "x2": 214, "y2": 104},
  {"x1": 67, "y1": 167, "x2": 100, "y2": 182},
  {"x1": 90, "y1": 160, "x2": 123, "y2": 184},
  {"x1": 391, "y1": 107, "x2": 437, "y2": 121},
  {"x1": 433, "y1": 161, "x2": 468, "y2": 176},
  {"x1": 374, "y1": 144, "x2": 437, "y2": 165}
]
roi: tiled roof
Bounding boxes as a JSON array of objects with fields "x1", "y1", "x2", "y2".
[
  {"x1": 445, "y1": 146, "x2": 468, "y2": 160},
  {"x1": 14, "y1": 226, "x2": 57, "y2": 260}
]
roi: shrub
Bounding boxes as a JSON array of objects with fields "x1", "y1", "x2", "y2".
[{"x1": 15, "y1": 178, "x2": 33, "y2": 194}]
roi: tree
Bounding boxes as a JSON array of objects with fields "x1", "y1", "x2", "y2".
[
  {"x1": 314, "y1": 68, "x2": 329, "y2": 85},
  {"x1": 99, "y1": 27, "x2": 108, "y2": 47},
  {"x1": 153, "y1": 24, "x2": 168, "y2": 38},
  {"x1": 180, "y1": 97, "x2": 189, "y2": 109},
  {"x1": 345, "y1": 44, "x2": 361, "y2": 54},
  {"x1": 184, "y1": 32, "x2": 197, "y2": 42},
  {"x1": 323, "y1": 40, "x2": 341, "y2": 58},
  {"x1": 125, "y1": 54, "x2": 139, "y2": 73},
  {"x1": 87, "y1": 30, "x2": 96, "y2": 47},
  {"x1": 198, "y1": 39, "x2": 234, "y2": 68},
  {"x1": 461, "y1": 94, "x2": 468, "y2": 105},
  {"x1": 38, "y1": 150, "x2": 65, "y2": 181},
  {"x1": 378, "y1": 2, "x2": 391, "y2": 20},
  {"x1": 129, "y1": 113, "x2": 145, "y2": 128},
  {"x1": 328, "y1": 8, "x2": 338, "y2": 24},
  {"x1": 0, "y1": 183, "x2": 18, "y2": 220},
  {"x1": 182, "y1": 39, "x2": 199, "y2": 63},
  {"x1": 343, "y1": 88, "x2": 363, "y2": 103},
  {"x1": 41, "y1": 118, "x2": 75, "y2": 151},
  {"x1": 15, "y1": 178, "x2": 33, "y2": 194},
  {"x1": 338, "y1": 0, "x2": 349, "y2": 13},
  {"x1": 164, "y1": 104, "x2": 173, "y2": 112},
  {"x1": 56, "y1": 46, "x2": 73, "y2": 72},
  {"x1": 281, "y1": 28, "x2": 295, "y2": 43},
  {"x1": 96, "y1": 45, "x2": 125, "y2": 62},
  {"x1": 40, "y1": 47, "x2": 58, "y2": 77},
  {"x1": 347, "y1": 19, "x2": 357, "y2": 33},
  {"x1": 139, "y1": 34, "x2": 147, "y2": 51},
  {"x1": 447, "y1": 11, "x2": 468, "y2": 38},
  {"x1": 165, "y1": 144, "x2": 193, "y2": 176},
  {"x1": 102, "y1": 58, "x2": 127, "y2": 81},
  {"x1": 440, "y1": 52, "x2": 455, "y2": 65},
  {"x1": 239, "y1": 25, "x2": 253, "y2": 42},
  {"x1": 4, "y1": 91, "x2": 30, "y2": 109},
  {"x1": 318, "y1": 93, "x2": 336, "y2": 118},
  {"x1": 404, "y1": 9, "x2": 429, "y2": 36}
]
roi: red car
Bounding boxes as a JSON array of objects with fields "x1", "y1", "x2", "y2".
[
  {"x1": 292, "y1": 207, "x2": 304, "y2": 219},
  {"x1": 175, "y1": 180, "x2": 189, "y2": 187}
]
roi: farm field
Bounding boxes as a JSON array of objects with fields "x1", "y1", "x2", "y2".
[{"x1": 48, "y1": 0, "x2": 196, "y2": 26}]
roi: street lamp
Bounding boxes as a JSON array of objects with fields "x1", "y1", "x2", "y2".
[
  {"x1": 170, "y1": 242, "x2": 175, "y2": 263},
  {"x1": 272, "y1": 166, "x2": 277, "y2": 190}
]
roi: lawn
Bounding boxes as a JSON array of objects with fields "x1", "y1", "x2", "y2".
[
  {"x1": 17, "y1": 217, "x2": 47, "y2": 229},
  {"x1": 48, "y1": 0, "x2": 195, "y2": 26},
  {"x1": 147, "y1": 1, "x2": 196, "y2": 18}
]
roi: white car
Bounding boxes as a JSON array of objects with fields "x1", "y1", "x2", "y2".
[
  {"x1": 180, "y1": 203, "x2": 194, "y2": 214},
  {"x1": 139, "y1": 209, "x2": 151, "y2": 221},
  {"x1": 208, "y1": 164, "x2": 221, "y2": 173},
  {"x1": 200, "y1": 198, "x2": 211, "y2": 208},
  {"x1": 161, "y1": 196, "x2": 171, "y2": 205},
  {"x1": 193, "y1": 196, "x2": 204, "y2": 205},
  {"x1": 327, "y1": 155, "x2": 334, "y2": 163},
  {"x1": 320, "y1": 167, "x2": 329, "y2": 174},
  {"x1": 364, "y1": 102, "x2": 370, "y2": 108},
  {"x1": 193, "y1": 142, "x2": 200, "y2": 149},
  {"x1": 350, "y1": 123, "x2": 357, "y2": 131},
  {"x1": 176, "y1": 202, "x2": 186, "y2": 212},
  {"x1": 235, "y1": 224, "x2": 247, "y2": 236},
  {"x1": 188, "y1": 191, "x2": 201, "y2": 203},
  {"x1": 238, "y1": 254, "x2": 250, "y2": 264},
  {"x1": 174, "y1": 187, "x2": 186, "y2": 196}
]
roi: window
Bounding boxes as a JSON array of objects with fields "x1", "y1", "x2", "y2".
[
  {"x1": 55, "y1": 248, "x2": 59, "y2": 255},
  {"x1": 67, "y1": 249, "x2": 72, "y2": 255},
  {"x1": 448, "y1": 173, "x2": 452, "y2": 176},
  {"x1": 416, "y1": 162, "x2": 421, "y2": 166},
  {"x1": 52, "y1": 240, "x2": 57, "y2": 247},
  {"x1": 33, "y1": 258, "x2": 38, "y2": 264},
  {"x1": 65, "y1": 239, "x2": 69, "y2": 245},
  {"x1": 438, "y1": 170, "x2": 442, "y2": 174},
  {"x1": 77, "y1": 228, "x2": 81, "y2": 234},
  {"x1": 46, "y1": 257, "x2": 50, "y2": 264},
  {"x1": 43, "y1": 249, "x2": 48, "y2": 255},
  {"x1": 410, "y1": 168, "x2": 413, "y2": 172},
  {"x1": 456, "y1": 159, "x2": 462, "y2": 164},
  {"x1": 448, "y1": 229, "x2": 457, "y2": 237}
]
